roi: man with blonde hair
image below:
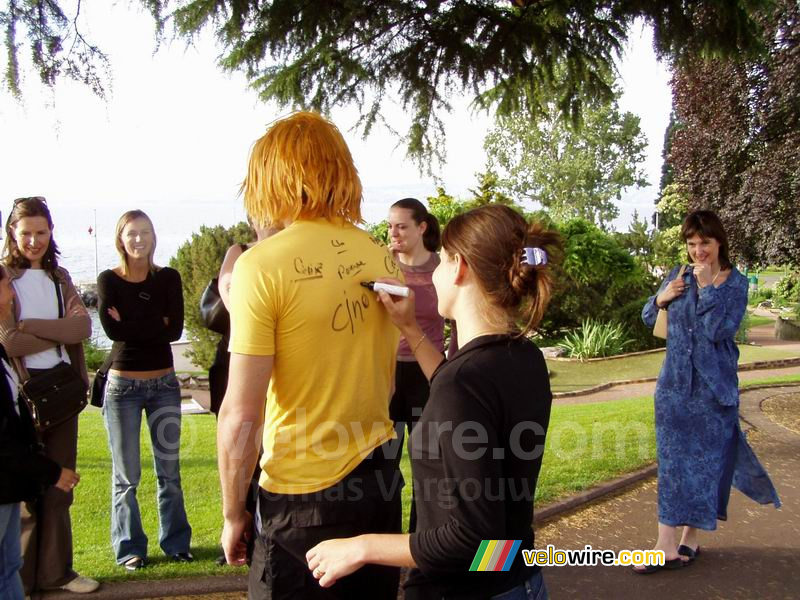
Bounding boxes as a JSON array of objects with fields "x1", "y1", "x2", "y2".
[{"x1": 218, "y1": 111, "x2": 403, "y2": 599}]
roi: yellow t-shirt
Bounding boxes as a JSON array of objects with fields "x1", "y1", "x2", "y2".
[{"x1": 229, "y1": 218, "x2": 402, "y2": 494}]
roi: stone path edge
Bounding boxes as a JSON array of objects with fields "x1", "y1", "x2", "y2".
[{"x1": 552, "y1": 356, "x2": 800, "y2": 398}]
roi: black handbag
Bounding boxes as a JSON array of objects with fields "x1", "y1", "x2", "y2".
[
  {"x1": 200, "y1": 277, "x2": 230, "y2": 335},
  {"x1": 19, "y1": 278, "x2": 88, "y2": 431},
  {"x1": 21, "y1": 362, "x2": 88, "y2": 432},
  {"x1": 90, "y1": 342, "x2": 121, "y2": 408}
]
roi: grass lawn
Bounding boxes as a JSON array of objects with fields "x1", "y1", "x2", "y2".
[
  {"x1": 73, "y1": 401, "x2": 655, "y2": 582},
  {"x1": 547, "y1": 344, "x2": 799, "y2": 393},
  {"x1": 756, "y1": 268, "x2": 789, "y2": 288},
  {"x1": 535, "y1": 397, "x2": 655, "y2": 504},
  {"x1": 747, "y1": 315, "x2": 775, "y2": 328},
  {"x1": 74, "y1": 409, "x2": 224, "y2": 582},
  {"x1": 741, "y1": 374, "x2": 800, "y2": 388},
  {"x1": 71, "y1": 372, "x2": 800, "y2": 582}
]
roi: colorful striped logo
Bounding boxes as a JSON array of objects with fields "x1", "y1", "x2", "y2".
[{"x1": 469, "y1": 540, "x2": 522, "y2": 571}]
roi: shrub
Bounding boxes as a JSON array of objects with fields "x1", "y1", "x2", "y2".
[
  {"x1": 82, "y1": 338, "x2": 108, "y2": 372},
  {"x1": 558, "y1": 319, "x2": 634, "y2": 360},
  {"x1": 774, "y1": 271, "x2": 800, "y2": 303},
  {"x1": 366, "y1": 220, "x2": 389, "y2": 244},
  {"x1": 612, "y1": 296, "x2": 665, "y2": 352},
  {"x1": 736, "y1": 312, "x2": 751, "y2": 344},
  {"x1": 543, "y1": 218, "x2": 658, "y2": 349},
  {"x1": 748, "y1": 288, "x2": 773, "y2": 306},
  {"x1": 169, "y1": 222, "x2": 254, "y2": 369}
]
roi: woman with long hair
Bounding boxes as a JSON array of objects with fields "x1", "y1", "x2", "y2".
[
  {"x1": 0, "y1": 196, "x2": 97, "y2": 594},
  {"x1": 96, "y1": 210, "x2": 191, "y2": 571},
  {"x1": 386, "y1": 198, "x2": 448, "y2": 530},
  {"x1": 307, "y1": 204, "x2": 560, "y2": 600},
  {"x1": 0, "y1": 263, "x2": 82, "y2": 598},
  {"x1": 635, "y1": 210, "x2": 780, "y2": 573}
]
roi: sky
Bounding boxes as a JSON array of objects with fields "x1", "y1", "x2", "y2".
[{"x1": 0, "y1": 2, "x2": 672, "y2": 232}]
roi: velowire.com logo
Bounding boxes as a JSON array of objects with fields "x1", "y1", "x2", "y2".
[{"x1": 469, "y1": 540, "x2": 522, "y2": 572}]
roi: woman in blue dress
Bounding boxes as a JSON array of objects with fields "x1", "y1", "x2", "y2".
[{"x1": 636, "y1": 210, "x2": 780, "y2": 573}]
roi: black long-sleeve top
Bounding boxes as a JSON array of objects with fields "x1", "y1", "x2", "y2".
[
  {"x1": 406, "y1": 334, "x2": 552, "y2": 600},
  {"x1": 0, "y1": 347, "x2": 61, "y2": 504},
  {"x1": 96, "y1": 267, "x2": 184, "y2": 371}
]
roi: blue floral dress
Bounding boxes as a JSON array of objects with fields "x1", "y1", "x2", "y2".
[{"x1": 642, "y1": 266, "x2": 780, "y2": 530}]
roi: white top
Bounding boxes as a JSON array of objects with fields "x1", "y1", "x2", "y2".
[
  {"x1": 13, "y1": 269, "x2": 70, "y2": 369},
  {"x1": 2, "y1": 358, "x2": 19, "y2": 415}
]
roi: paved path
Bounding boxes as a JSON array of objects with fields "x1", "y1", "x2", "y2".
[
  {"x1": 538, "y1": 385, "x2": 800, "y2": 599},
  {"x1": 748, "y1": 306, "x2": 799, "y2": 348}
]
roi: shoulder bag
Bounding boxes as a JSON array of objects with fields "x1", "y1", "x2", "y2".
[
  {"x1": 90, "y1": 342, "x2": 122, "y2": 408},
  {"x1": 200, "y1": 277, "x2": 230, "y2": 335},
  {"x1": 201, "y1": 244, "x2": 248, "y2": 336},
  {"x1": 653, "y1": 264, "x2": 687, "y2": 339},
  {"x1": 19, "y1": 277, "x2": 89, "y2": 431}
]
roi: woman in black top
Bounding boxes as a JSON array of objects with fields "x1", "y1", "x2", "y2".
[
  {"x1": 307, "y1": 205, "x2": 560, "y2": 600},
  {"x1": 96, "y1": 210, "x2": 191, "y2": 571}
]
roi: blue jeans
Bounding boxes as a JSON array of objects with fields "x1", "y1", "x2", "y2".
[
  {"x1": 103, "y1": 372, "x2": 192, "y2": 564},
  {"x1": 0, "y1": 503, "x2": 24, "y2": 600},
  {"x1": 491, "y1": 571, "x2": 548, "y2": 600}
]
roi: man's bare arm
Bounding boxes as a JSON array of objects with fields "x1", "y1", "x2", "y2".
[{"x1": 217, "y1": 352, "x2": 273, "y2": 564}]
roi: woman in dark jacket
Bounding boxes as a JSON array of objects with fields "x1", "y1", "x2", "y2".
[{"x1": 0, "y1": 264, "x2": 79, "y2": 598}]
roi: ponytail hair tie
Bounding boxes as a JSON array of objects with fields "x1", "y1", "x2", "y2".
[{"x1": 521, "y1": 247, "x2": 548, "y2": 266}]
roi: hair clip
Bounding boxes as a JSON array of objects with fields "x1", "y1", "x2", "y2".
[{"x1": 521, "y1": 247, "x2": 548, "y2": 266}]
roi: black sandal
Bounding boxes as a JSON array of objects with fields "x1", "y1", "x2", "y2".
[
  {"x1": 632, "y1": 557, "x2": 686, "y2": 574},
  {"x1": 678, "y1": 545, "x2": 700, "y2": 563}
]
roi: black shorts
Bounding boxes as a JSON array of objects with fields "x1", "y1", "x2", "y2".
[{"x1": 248, "y1": 440, "x2": 403, "y2": 600}]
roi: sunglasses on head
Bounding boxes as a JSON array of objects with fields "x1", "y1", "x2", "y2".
[{"x1": 13, "y1": 196, "x2": 47, "y2": 206}]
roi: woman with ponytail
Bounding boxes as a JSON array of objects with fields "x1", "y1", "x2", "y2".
[
  {"x1": 386, "y1": 198, "x2": 448, "y2": 531},
  {"x1": 307, "y1": 205, "x2": 560, "y2": 600}
]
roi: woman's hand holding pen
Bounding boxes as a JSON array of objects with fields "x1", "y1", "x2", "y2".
[{"x1": 374, "y1": 278, "x2": 418, "y2": 333}]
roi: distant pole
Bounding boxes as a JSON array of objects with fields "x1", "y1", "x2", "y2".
[{"x1": 93, "y1": 209, "x2": 98, "y2": 280}]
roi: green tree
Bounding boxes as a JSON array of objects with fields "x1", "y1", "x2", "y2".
[
  {"x1": 365, "y1": 220, "x2": 389, "y2": 245},
  {"x1": 668, "y1": 0, "x2": 800, "y2": 266},
  {"x1": 426, "y1": 186, "x2": 467, "y2": 227},
  {"x1": 615, "y1": 210, "x2": 656, "y2": 272},
  {"x1": 169, "y1": 221, "x2": 253, "y2": 369},
  {"x1": 465, "y1": 171, "x2": 518, "y2": 209},
  {"x1": 366, "y1": 176, "x2": 525, "y2": 242},
  {"x1": 652, "y1": 182, "x2": 688, "y2": 269},
  {"x1": 654, "y1": 111, "x2": 683, "y2": 230},
  {"x1": 544, "y1": 218, "x2": 659, "y2": 350},
  {"x1": 3, "y1": 1, "x2": 770, "y2": 164},
  {"x1": 1, "y1": 0, "x2": 109, "y2": 98},
  {"x1": 484, "y1": 79, "x2": 648, "y2": 227}
]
